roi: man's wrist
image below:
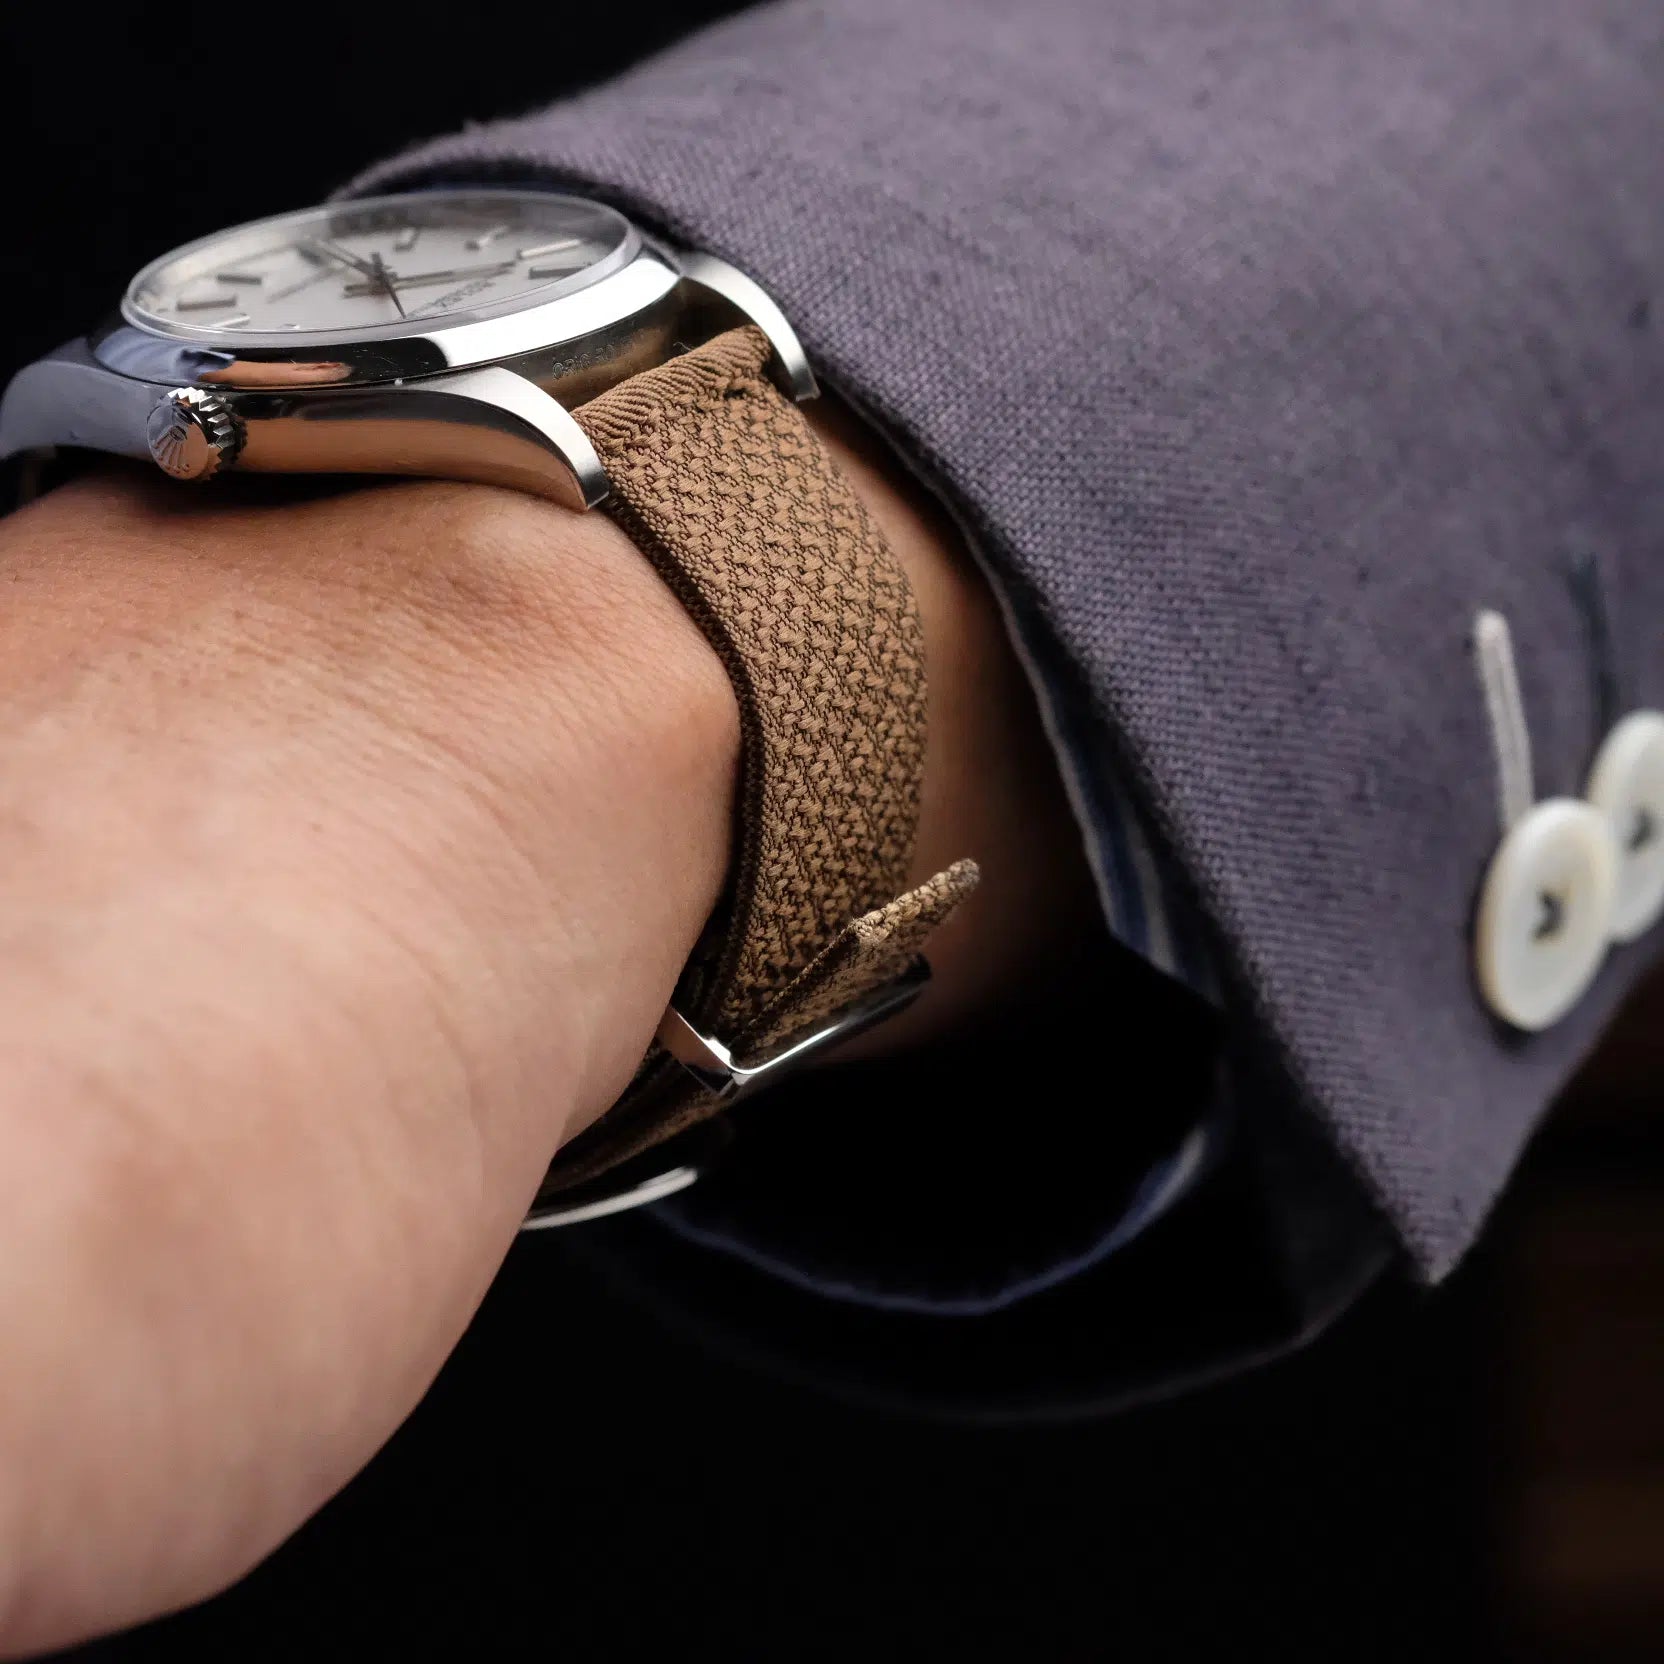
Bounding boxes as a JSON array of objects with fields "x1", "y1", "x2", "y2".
[
  {"x1": 11, "y1": 467, "x2": 740, "y2": 1130},
  {"x1": 0, "y1": 469, "x2": 740, "y2": 1654}
]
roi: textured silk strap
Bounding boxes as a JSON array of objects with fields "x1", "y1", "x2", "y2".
[{"x1": 537, "y1": 326, "x2": 976, "y2": 1194}]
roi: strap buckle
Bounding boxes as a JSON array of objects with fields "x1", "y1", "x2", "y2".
[
  {"x1": 655, "y1": 955, "x2": 932, "y2": 1101},
  {"x1": 520, "y1": 1118, "x2": 728, "y2": 1231},
  {"x1": 518, "y1": 958, "x2": 930, "y2": 1232}
]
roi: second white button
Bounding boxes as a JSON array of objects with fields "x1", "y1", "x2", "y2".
[{"x1": 1585, "y1": 710, "x2": 1664, "y2": 944}]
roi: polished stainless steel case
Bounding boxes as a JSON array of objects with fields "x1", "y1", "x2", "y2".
[{"x1": 0, "y1": 215, "x2": 817, "y2": 513}]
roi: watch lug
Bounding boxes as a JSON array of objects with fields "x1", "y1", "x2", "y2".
[
  {"x1": 235, "y1": 367, "x2": 610, "y2": 512},
  {"x1": 679, "y1": 254, "x2": 819, "y2": 403},
  {"x1": 417, "y1": 367, "x2": 610, "y2": 510}
]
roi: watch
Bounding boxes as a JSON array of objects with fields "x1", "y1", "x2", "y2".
[{"x1": 0, "y1": 187, "x2": 977, "y2": 1224}]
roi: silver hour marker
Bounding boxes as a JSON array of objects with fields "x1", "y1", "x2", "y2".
[
  {"x1": 465, "y1": 224, "x2": 509, "y2": 250},
  {"x1": 217, "y1": 271, "x2": 263, "y2": 286},
  {"x1": 518, "y1": 237, "x2": 579, "y2": 260},
  {"x1": 393, "y1": 225, "x2": 419, "y2": 252},
  {"x1": 214, "y1": 313, "x2": 251, "y2": 327},
  {"x1": 177, "y1": 295, "x2": 236, "y2": 311}
]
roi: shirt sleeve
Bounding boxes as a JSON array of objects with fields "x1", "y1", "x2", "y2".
[{"x1": 344, "y1": 0, "x2": 1664, "y2": 1299}]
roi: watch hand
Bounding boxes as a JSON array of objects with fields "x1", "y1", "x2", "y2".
[
  {"x1": 368, "y1": 252, "x2": 407, "y2": 319},
  {"x1": 311, "y1": 239, "x2": 410, "y2": 316},
  {"x1": 341, "y1": 261, "x2": 516, "y2": 294},
  {"x1": 306, "y1": 238, "x2": 381, "y2": 281}
]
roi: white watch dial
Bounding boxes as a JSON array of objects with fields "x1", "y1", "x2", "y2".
[{"x1": 123, "y1": 189, "x2": 635, "y2": 346}]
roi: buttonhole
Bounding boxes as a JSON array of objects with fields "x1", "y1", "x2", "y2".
[
  {"x1": 1534, "y1": 890, "x2": 1565, "y2": 941},
  {"x1": 1628, "y1": 806, "x2": 1657, "y2": 853}
]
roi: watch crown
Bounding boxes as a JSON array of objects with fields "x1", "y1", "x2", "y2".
[{"x1": 147, "y1": 388, "x2": 243, "y2": 481}]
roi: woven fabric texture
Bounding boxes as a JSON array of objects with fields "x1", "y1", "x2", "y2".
[
  {"x1": 543, "y1": 328, "x2": 974, "y2": 1187},
  {"x1": 748, "y1": 856, "x2": 979, "y2": 1047}
]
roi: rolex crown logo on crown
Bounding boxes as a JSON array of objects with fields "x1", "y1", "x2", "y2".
[{"x1": 146, "y1": 388, "x2": 243, "y2": 481}]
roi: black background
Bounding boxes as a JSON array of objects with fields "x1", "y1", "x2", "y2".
[{"x1": 3, "y1": 8, "x2": 1510, "y2": 1660}]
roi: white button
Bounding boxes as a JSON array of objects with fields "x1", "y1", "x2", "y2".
[
  {"x1": 1474, "y1": 798, "x2": 1616, "y2": 1031},
  {"x1": 1585, "y1": 710, "x2": 1664, "y2": 944}
]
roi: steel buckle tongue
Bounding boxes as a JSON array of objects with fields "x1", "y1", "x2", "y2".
[
  {"x1": 518, "y1": 957, "x2": 932, "y2": 1231},
  {"x1": 654, "y1": 956, "x2": 932, "y2": 1101}
]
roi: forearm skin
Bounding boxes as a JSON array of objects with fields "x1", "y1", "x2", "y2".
[{"x1": 0, "y1": 471, "x2": 738, "y2": 1651}]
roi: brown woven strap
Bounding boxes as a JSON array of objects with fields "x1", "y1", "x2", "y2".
[{"x1": 537, "y1": 326, "x2": 976, "y2": 1193}]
